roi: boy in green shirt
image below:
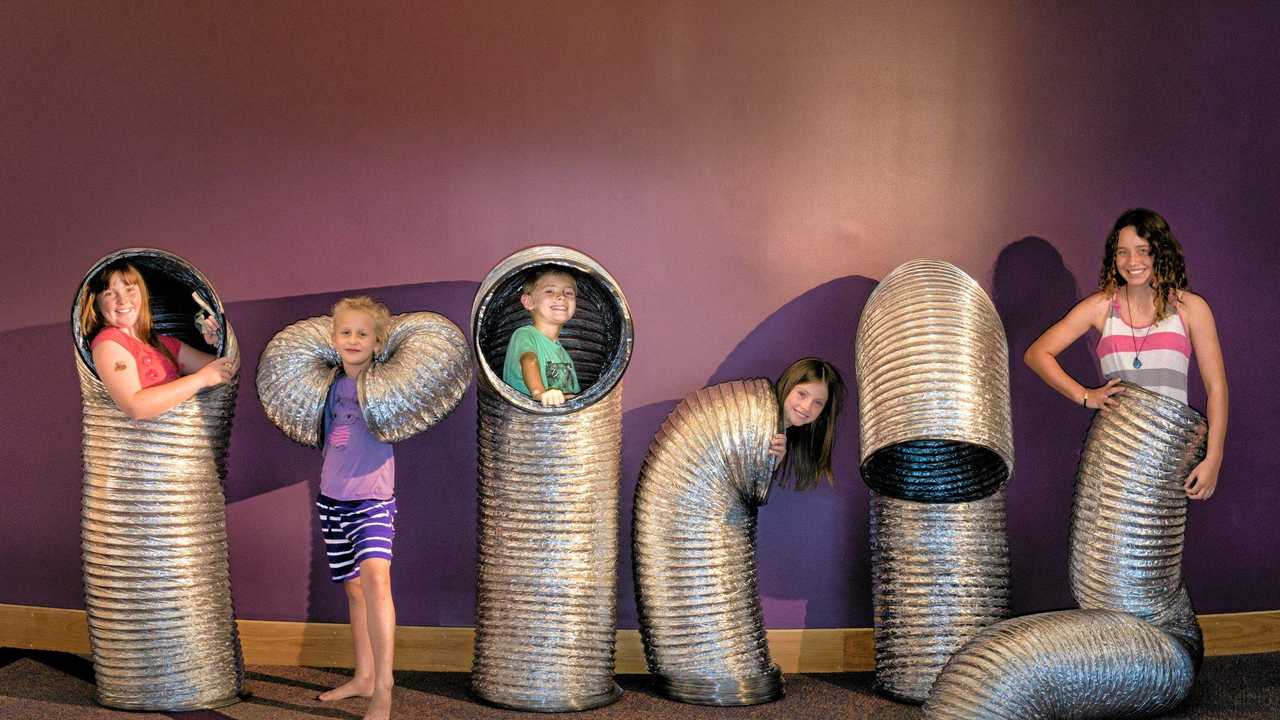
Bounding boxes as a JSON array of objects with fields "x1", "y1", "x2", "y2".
[{"x1": 502, "y1": 269, "x2": 581, "y2": 406}]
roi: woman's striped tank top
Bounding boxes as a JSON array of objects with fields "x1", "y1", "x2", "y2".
[{"x1": 1095, "y1": 295, "x2": 1192, "y2": 404}]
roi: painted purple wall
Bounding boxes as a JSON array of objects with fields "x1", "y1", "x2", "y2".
[{"x1": 3, "y1": 2, "x2": 1278, "y2": 628}]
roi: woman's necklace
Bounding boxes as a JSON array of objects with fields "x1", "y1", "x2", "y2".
[{"x1": 1124, "y1": 286, "x2": 1153, "y2": 369}]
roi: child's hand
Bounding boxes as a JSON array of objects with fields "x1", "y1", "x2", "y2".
[
  {"x1": 1185, "y1": 454, "x2": 1221, "y2": 500},
  {"x1": 196, "y1": 312, "x2": 221, "y2": 346},
  {"x1": 1084, "y1": 377, "x2": 1124, "y2": 410},
  {"x1": 767, "y1": 432, "x2": 787, "y2": 461},
  {"x1": 538, "y1": 389, "x2": 566, "y2": 407},
  {"x1": 194, "y1": 357, "x2": 235, "y2": 389}
]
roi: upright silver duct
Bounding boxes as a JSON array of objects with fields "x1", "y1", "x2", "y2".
[
  {"x1": 925, "y1": 384, "x2": 1207, "y2": 719},
  {"x1": 256, "y1": 311, "x2": 472, "y2": 448},
  {"x1": 469, "y1": 246, "x2": 633, "y2": 712},
  {"x1": 856, "y1": 259, "x2": 1013, "y2": 703},
  {"x1": 73, "y1": 248, "x2": 243, "y2": 711},
  {"x1": 633, "y1": 379, "x2": 782, "y2": 705}
]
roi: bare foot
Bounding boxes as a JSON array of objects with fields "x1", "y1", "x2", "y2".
[
  {"x1": 363, "y1": 685, "x2": 392, "y2": 720},
  {"x1": 363, "y1": 681, "x2": 391, "y2": 717},
  {"x1": 318, "y1": 677, "x2": 373, "y2": 702}
]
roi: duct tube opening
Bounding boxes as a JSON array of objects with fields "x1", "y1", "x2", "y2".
[
  {"x1": 472, "y1": 246, "x2": 633, "y2": 413},
  {"x1": 861, "y1": 440, "x2": 1008, "y2": 502},
  {"x1": 73, "y1": 248, "x2": 229, "y2": 376}
]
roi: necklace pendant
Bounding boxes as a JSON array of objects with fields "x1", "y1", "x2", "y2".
[{"x1": 1133, "y1": 357, "x2": 1143, "y2": 369}]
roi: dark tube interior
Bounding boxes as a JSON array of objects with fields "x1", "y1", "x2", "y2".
[
  {"x1": 476, "y1": 264, "x2": 624, "y2": 397},
  {"x1": 74, "y1": 251, "x2": 223, "y2": 378},
  {"x1": 860, "y1": 439, "x2": 1008, "y2": 503}
]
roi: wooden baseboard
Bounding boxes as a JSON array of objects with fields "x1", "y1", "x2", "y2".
[{"x1": 3, "y1": 603, "x2": 1276, "y2": 673}]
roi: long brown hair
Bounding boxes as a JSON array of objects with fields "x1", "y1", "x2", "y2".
[
  {"x1": 1098, "y1": 208, "x2": 1189, "y2": 322},
  {"x1": 774, "y1": 357, "x2": 846, "y2": 491},
  {"x1": 80, "y1": 261, "x2": 177, "y2": 367}
]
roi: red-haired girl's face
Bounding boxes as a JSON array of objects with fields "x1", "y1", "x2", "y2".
[
  {"x1": 96, "y1": 273, "x2": 142, "y2": 332},
  {"x1": 783, "y1": 380, "x2": 829, "y2": 429}
]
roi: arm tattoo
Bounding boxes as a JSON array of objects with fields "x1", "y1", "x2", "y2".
[{"x1": 113, "y1": 361, "x2": 128, "y2": 372}]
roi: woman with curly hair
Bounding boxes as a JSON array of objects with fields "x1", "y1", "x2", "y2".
[{"x1": 1024, "y1": 208, "x2": 1228, "y2": 499}]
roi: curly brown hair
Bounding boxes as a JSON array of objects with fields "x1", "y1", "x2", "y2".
[{"x1": 1098, "y1": 208, "x2": 1189, "y2": 322}]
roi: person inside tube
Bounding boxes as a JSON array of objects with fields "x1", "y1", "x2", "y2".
[
  {"x1": 501, "y1": 268, "x2": 581, "y2": 407},
  {"x1": 81, "y1": 260, "x2": 234, "y2": 419}
]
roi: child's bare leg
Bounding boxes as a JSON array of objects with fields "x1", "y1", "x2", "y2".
[
  {"x1": 358, "y1": 558, "x2": 395, "y2": 720},
  {"x1": 318, "y1": 575, "x2": 375, "y2": 701}
]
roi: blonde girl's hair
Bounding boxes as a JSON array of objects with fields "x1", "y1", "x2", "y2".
[
  {"x1": 773, "y1": 357, "x2": 847, "y2": 491},
  {"x1": 1098, "y1": 208, "x2": 1189, "y2": 322},
  {"x1": 332, "y1": 296, "x2": 392, "y2": 346},
  {"x1": 80, "y1": 261, "x2": 177, "y2": 367}
]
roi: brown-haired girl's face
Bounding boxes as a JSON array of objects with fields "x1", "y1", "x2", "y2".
[
  {"x1": 96, "y1": 272, "x2": 143, "y2": 331},
  {"x1": 783, "y1": 380, "x2": 829, "y2": 429},
  {"x1": 1114, "y1": 226, "x2": 1153, "y2": 288}
]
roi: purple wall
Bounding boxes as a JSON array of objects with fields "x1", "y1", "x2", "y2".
[{"x1": 3, "y1": 2, "x2": 1278, "y2": 628}]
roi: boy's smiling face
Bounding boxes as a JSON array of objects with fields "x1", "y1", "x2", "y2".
[{"x1": 521, "y1": 271, "x2": 577, "y2": 330}]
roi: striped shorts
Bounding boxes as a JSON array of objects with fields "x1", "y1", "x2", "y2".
[{"x1": 316, "y1": 495, "x2": 397, "y2": 583}]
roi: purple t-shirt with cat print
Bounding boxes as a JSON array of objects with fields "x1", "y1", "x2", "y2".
[{"x1": 320, "y1": 375, "x2": 395, "y2": 501}]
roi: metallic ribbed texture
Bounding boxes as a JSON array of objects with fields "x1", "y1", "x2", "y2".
[
  {"x1": 855, "y1": 259, "x2": 1013, "y2": 704},
  {"x1": 923, "y1": 385, "x2": 1208, "y2": 719},
  {"x1": 72, "y1": 248, "x2": 243, "y2": 711},
  {"x1": 870, "y1": 493, "x2": 1009, "y2": 703},
  {"x1": 469, "y1": 246, "x2": 633, "y2": 712},
  {"x1": 633, "y1": 379, "x2": 783, "y2": 706},
  {"x1": 857, "y1": 260, "x2": 1012, "y2": 502},
  {"x1": 925, "y1": 610, "x2": 1195, "y2": 720},
  {"x1": 1070, "y1": 383, "x2": 1207, "y2": 658},
  {"x1": 255, "y1": 312, "x2": 471, "y2": 447}
]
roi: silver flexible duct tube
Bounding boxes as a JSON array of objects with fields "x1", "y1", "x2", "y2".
[
  {"x1": 633, "y1": 379, "x2": 782, "y2": 706},
  {"x1": 256, "y1": 312, "x2": 471, "y2": 447},
  {"x1": 856, "y1": 259, "x2": 1013, "y2": 703},
  {"x1": 870, "y1": 492, "x2": 1009, "y2": 702},
  {"x1": 72, "y1": 248, "x2": 243, "y2": 711},
  {"x1": 469, "y1": 246, "x2": 633, "y2": 712},
  {"x1": 925, "y1": 384, "x2": 1207, "y2": 719}
]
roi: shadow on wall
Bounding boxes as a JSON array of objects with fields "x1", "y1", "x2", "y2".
[
  {"x1": 991, "y1": 237, "x2": 1095, "y2": 613},
  {"x1": 618, "y1": 276, "x2": 879, "y2": 629}
]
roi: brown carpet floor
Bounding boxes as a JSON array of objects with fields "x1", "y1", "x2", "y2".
[{"x1": 2, "y1": 649, "x2": 1277, "y2": 719}]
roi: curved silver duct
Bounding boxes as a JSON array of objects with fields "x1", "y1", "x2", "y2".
[
  {"x1": 633, "y1": 379, "x2": 782, "y2": 706},
  {"x1": 924, "y1": 385, "x2": 1208, "y2": 719},
  {"x1": 856, "y1": 259, "x2": 1013, "y2": 703},
  {"x1": 469, "y1": 246, "x2": 633, "y2": 712},
  {"x1": 255, "y1": 312, "x2": 471, "y2": 447},
  {"x1": 72, "y1": 248, "x2": 243, "y2": 711},
  {"x1": 857, "y1": 260, "x2": 1013, "y2": 502}
]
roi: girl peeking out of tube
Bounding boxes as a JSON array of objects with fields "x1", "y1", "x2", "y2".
[
  {"x1": 80, "y1": 261, "x2": 235, "y2": 420},
  {"x1": 1025, "y1": 207, "x2": 1228, "y2": 500},
  {"x1": 502, "y1": 268, "x2": 581, "y2": 407},
  {"x1": 771, "y1": 357, "x2": 847, "y2": 489}
]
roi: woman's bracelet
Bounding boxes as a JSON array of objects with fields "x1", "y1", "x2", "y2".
[{"x1": 1081, "y1": 389, "x2": 1088, "y2": 407}]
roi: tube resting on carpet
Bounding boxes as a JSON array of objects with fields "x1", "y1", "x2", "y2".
[
  {"x1": 924, "y1": 384, "x2": 1207, "y2": 719},
  {"x1": 73, "y1": 248, "x2": 243, "y2": 711},
  {"x1": 633, "y1": 379, "x2": 782, "y2": 705},
  {"x1": 469, "y1": 246, "x2": 633, "y2": 712},
  {"x1": 856, "y1": 259, "x2": 1013, "y2": 703}
]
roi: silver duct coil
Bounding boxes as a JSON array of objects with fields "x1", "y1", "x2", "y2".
[
  {"x1": 870, "y1": 493, "x2": 1009, "y2": 703},
  {"x1": 469, "y1": 246, "x2": 633, "y2": 712},
  {"x1": 255, "y1": 312, "x2": 471, "y2": 447},
  {"x1": 633, "y1": 379, "x2": 782, "y2": 706},
  {"x1": 856, "y1": 259, "x2": 1013, "y2": 703},
  {"x1": 924, "y1": 384, "x2": 1208, "y2": 719},
  {"x1": 857, "y1": 260, "x2": 1012, "y2": 502},
  {"x1": 72, "y1": 248, "x2": 243, "y2": 711}
]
